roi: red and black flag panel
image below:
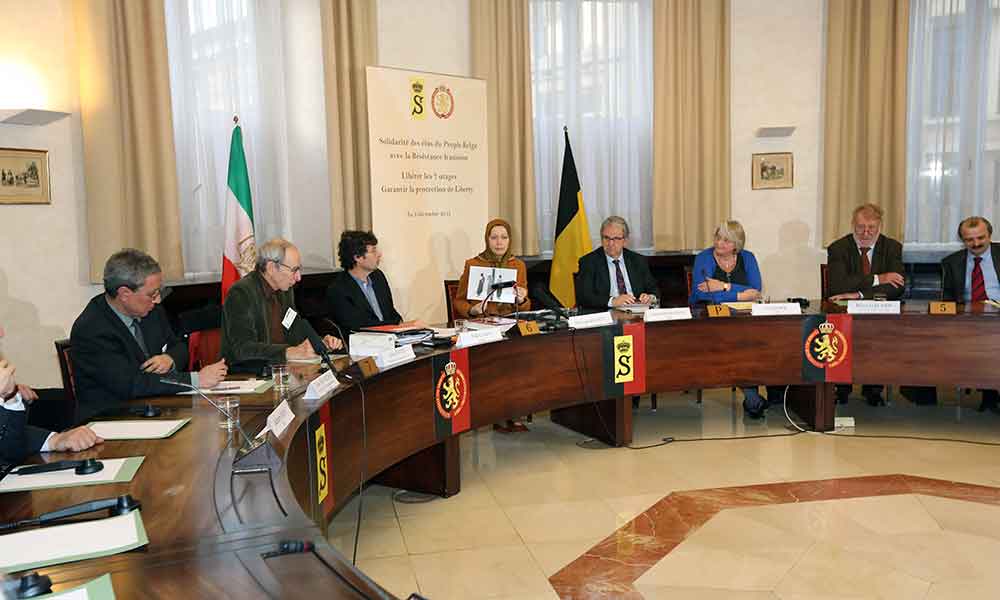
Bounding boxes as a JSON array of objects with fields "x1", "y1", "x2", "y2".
[
  {"x1": 432, "y1": 348, "x2": 472, "y2": 441},
  {"x1": 801, "y1": 313, "x2": 853, "y2": 383},
  {"x1": 601, "y1": 321, "x2": 647, "y2": 397},
  {"x1": 311, "y1": 401, "x2": 335, "y2": 520}
]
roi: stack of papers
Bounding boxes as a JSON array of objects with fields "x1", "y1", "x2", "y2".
[
  {"x1": 465, "y1": 317, "x2": 517, "y2": 333},
  {"x1": 394, "y1": 329, "x2": 434, "y2": 346},
  {"x1": 620, "y1": 303, "x2": 649, "y2": 313},
  {"x1": 349, "y1": 331, "x2": 396, "y2": 356}
]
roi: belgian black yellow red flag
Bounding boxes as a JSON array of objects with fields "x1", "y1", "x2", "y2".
[{"x1": 549, "y1": 128, "x2": 592, "y2": 307}]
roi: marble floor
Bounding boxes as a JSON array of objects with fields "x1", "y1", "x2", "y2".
[{"x1": 328, "y1": 387, "x2": 1000, "y2": 600}]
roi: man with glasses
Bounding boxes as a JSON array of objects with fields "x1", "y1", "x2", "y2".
[
  {"x1": 827, "y1": 203, "x2": 905, "y2": 406},
  {"x1": 326, "y1": 230, "x2": 404, "y2": 334},
  {"x1": 575, "y1": 216, "x2": 658, "y2": 310},
  {"x1": 71, "y1": 249, "x2": 228, "y2": 422},
  {"x1": 221, "y1": 237, "x2": 342, "y2": 369}
]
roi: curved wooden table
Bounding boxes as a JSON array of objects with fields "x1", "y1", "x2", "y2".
[{"x1": 5, "y1": 300, "x2": 1000, "y2": 598}]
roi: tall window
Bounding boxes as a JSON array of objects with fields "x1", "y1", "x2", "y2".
[
  {"x1": 906, "y1": 0, "x2": 1000, "y2": 245},
  {"x1": 530, "y1": 0, "x2": 653, "y2": 253},
  {"x1": 165, "y1": 0, "x2": 289, "y2": 278}
]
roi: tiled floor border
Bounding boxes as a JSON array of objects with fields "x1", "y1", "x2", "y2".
[{"x1": 548, "y1": 474, "x2": 1000, "y2": 599}]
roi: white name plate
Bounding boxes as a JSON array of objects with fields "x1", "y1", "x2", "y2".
[
  {"x1": 847, "y1": 300, "x2": 901, "y2": 315},
  {"x1": 265, "y1": 399, "x2": 295, "y2": 438},
  {"x1": 568, "y1": 312, "x2": 614, "y2": 329},
  {"x1": 303, "y1": 369, "x2": 340, "y2": 400},
  {"x1": 751, "y1": 302, "x2": 802, "y2": 316},
  {"x1": 456, "y1": 328, "x2": 505, "y2": 349},
  {"x1": 645, "y1": 307, "x2": 693, "y2": 322},
  {"x1": 374, "y1": 344, "x2": 417, "y2": 371}
]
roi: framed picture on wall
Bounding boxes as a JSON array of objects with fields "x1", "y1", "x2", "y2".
[
  {"x1": 751, "y1": 152, "x2": 793, "y2": 190},
  {"x1": 0, "y1": 147, "x2": 51, "y2": 205}
]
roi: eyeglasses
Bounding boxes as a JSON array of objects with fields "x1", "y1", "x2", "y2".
[
  {"x1": 853, "y1": 224, "x2": 879, "y2": 234},
  {"x1": 133, "y1": 287, "x2": 162, "y2": 301},
  {"x1": 278, "y1": 262, "x2": 302, "y2": 275},
  {"x1": 601, "y1": 235, "x2": 626, "y2": 243}
]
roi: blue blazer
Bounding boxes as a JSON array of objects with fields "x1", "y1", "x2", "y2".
[{"x1": 689, "y1": 248, "x2": 762, "y2": 304}]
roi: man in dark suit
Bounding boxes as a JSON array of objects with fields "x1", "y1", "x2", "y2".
[
  {"x1": 72, "y1": 249, "x2": 228, "y2": 422},
  {"x1": 1, "y1": 325, "x2": 101, "y2": 463},
  {"x1": 826, "y1": 203, "x2": 905, "y2": 406},
  {"x1": 221, "y1": 238, "x2": 342, "y2": 369},
  {"x1": 941, "y1": 216, "x2": 1000, "y2": 412},
  {"x1": 575, "y1": 216, "x2": 658, "y2": 310},
  {"x1": 327, "y1": 231, "x2": 405, "y2": 334}
]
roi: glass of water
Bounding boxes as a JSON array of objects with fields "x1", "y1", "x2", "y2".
[
  {"x1": 218, "y1": 396, "x2": 240, "y2": 431},
  {"x1": 272, "y1": 363, "x2": 290, "y2": 396}
]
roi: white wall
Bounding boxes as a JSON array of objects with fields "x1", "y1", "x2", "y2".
[
  {"x1": 0, "y1": 0, "x2": 102, "y2": 388},
  {"x1": 730, "y1": 0, "x2": 826, "y2": 300},
  {"x1": 376, "y1": 0, "x2": 471, "y2": 77}
]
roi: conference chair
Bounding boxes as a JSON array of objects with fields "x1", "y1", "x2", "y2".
[
  {"x1": 444, "y1": 279, "x2": 460, "y2": 328},
  {"x1": 53, "y1": 338, "x2": 80, "y2": 428},
  {"x1": 681, "y1": 267, "x2": 704, "y2": 406},
  {"x1": 176, "y1": 305, "x2": 223, "y2": 371}
]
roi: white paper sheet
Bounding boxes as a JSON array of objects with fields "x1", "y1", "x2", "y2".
[
  {"x1": 179, "y1": 379, "x2": 272, "y2": 394},
  {"x1": 0, "y1": 457, "x2": 136, "y2": 493},
  {"x1": 86, "y1": 419, "x2": 188, "y2": 440},
  {"x1": 0, "y1": 511, "x2": 147, "y2": 572},
  {"x1": 466, "y1": 266, "x2": 517, "y2": 303}
]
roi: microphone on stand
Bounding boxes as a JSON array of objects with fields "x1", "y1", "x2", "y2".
[
  {"x1": 300, "y1": 320, "x2": 339, "y2": 376},
  {"x1": 490, "y1": 280, "x2": 516, "y2": 291},
  {"x1": 530, "y1": 283, "x2": 571, "y2": 319}
]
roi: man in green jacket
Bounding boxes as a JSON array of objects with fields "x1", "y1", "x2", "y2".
[{"x1": 221, "y1": 238, "x2": 342, "y2": 370}]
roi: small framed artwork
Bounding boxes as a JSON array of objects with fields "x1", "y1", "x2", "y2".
[
  {"x1": 751, "y1": 152, "x2": 793, "y2": 190},
  {"x1": 0, "y1": 147, "x2": 51, "y2": 205}
]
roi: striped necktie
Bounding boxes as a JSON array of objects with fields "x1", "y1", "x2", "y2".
[{"x1": 971, "y1": 256, "x2": 987, "y2": 302}]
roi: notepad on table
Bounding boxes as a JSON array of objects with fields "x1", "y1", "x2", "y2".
[
  {"x1": 0, "y1": 510, "x2": 149, "y2": 572},
  {"x1": 86, "y1": 419, "x2": 189, "y2": 440},
  {"x1": 0, "y1": 457, "x2": 144, "y2": 494}
]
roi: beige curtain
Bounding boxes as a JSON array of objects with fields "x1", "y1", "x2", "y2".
[
  {"x1": 651, "y1": 0, "x2": 730, "y2": 251},
  {"x1": 470, "y1": 0, "x2": 540, "y2": 255},
  {"x1": 320, "y1": 0, "x2": 378, "y2": 246},
  {"x1": 823, "y1": 0, "x2": 909, "y2": 244},
  {"x1": 74, "y1": 0, "x2": 183, "y2": 282}
]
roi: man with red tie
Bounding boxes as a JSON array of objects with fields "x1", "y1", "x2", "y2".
[
  {"x1": 826, "y1": 203, "x2": 905, "y2": 406},
  {"x1": 942, "y1": 216, "x2": 1000, "y2": 412}
]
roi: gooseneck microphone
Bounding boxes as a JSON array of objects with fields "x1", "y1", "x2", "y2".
[
  {"x1": 159, "y1": 378, "x2": 256, "y2": 450},
  {"x1": 301, "y1": 320, "x2": 340, "y2": 376},
  {"x1": 11, "y1": 458, "x2": 103, "y2": 477},
  {"x1": 0, "y1": 494, "x2": 141, "y2": 532},
  {"x1": 530, "y1": 283, "x2": 571, "y2": 318},
  {"x1": 490, "y1": 279, "x2": 516, "y2": 291}
]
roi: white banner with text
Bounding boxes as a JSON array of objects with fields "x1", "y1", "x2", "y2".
[{"x1": 366, "y1": 66, "x2": 488, "y2": 324}]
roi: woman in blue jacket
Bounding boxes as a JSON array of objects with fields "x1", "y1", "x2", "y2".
[{"x1": 689, "y1": 221, "x2": 769, "y2": 418}]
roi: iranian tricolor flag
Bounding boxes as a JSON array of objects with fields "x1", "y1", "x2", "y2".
[{"x1": 221, "y1": 122, "x2": 256, "y2": 300}]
